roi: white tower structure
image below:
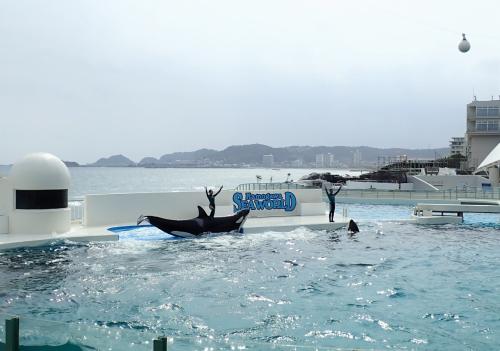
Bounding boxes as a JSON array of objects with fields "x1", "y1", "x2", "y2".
[{"x1": 0, "y1": 153, "x2": 71, "y2": 234}]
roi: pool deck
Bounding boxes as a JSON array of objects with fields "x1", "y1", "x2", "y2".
[
  {"x1": 0, "y1": 215, "x2": 350, "y2": 250},
  {"x1": 0, "y1": 226, "x2": 119, "y2": 251},
  {"x1": 242, "y1": 215, "x2": 350, "y2": 233}
]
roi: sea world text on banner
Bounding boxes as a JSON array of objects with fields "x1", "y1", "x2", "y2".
[{"x1": 232, "y1": 192, "x2": 297, "y2": 212}]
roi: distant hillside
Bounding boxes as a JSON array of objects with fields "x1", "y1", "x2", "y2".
[
  {"x1": 89, "y1": 154, "x2": 136, "y2": 167},
  {"x1": 63, "y1": 161, "x2": 80, "y2": 167},
  {"x1": 139, "y1": 144, "x2": 449, "y2": 168},
  {"x1": 160, "y1": 148, "x2": 218, "y2": 163},
  {"x1": 137, "y1": 157, "x2": 160, "y2": 167},
  {"x1": 85, "y1": 145, "x2": 449, "y2": 168}
]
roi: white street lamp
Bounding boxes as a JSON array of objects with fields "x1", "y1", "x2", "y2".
[{"x1": 459, "y1": 33, "x2": 471, "y2": 53}]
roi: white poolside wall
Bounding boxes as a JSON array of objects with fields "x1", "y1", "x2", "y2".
[
  {"x1": 345, "y1": 181, "x2": 413, "y2": 190},
  {"x1": 0, "y1": 178, "x2": 10, "y2": 233},
  {"x1": 0, "y1": 178, "x2": 10, "y2": 213},
  {"x1": 84, "y1": 189, "x2": 327, "y2": 227},
  {"x1": 411, "y1": 175, "x2": 489, "y2": 190},
  {"x1": 346, "y1": 176, "x2": 490, "y2": 192}
]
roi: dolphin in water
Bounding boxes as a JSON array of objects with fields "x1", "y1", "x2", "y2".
[
  {"x1": 137, "y1": 206, "x2": 250, "y2": 238},
  {"x1": 347, "y1": 219, "x2": 359, "y2": 234}
]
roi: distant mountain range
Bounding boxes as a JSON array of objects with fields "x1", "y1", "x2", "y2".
[{"x1": 82, "y1": 144, "x2": 449, "y2": 168}]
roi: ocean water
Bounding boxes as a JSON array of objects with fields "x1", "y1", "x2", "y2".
[
  {"x1": 0, "y1": 168, "x2": 499, "y2": 350},
  {"x1": 66, "y1": 166, "x2": 358, "y2": 199}
]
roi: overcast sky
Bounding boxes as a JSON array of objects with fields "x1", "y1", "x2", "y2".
[{"x1": 1, "y1": 0, "x2": 500, "y2": 164}]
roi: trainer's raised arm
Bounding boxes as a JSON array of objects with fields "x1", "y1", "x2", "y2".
[
  {"x1": 214, "y1": 185, "x2": 223, "y2": 196},
  {"x1": 333, "y1": 184, "x2": 342, "y2": 196}
]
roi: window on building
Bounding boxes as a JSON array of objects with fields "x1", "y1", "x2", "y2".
[
  {"x1": 488, "y1": 107, "x2": 500, "y2": 116},
  {"x1": 476, "y1": 120, "x2": 487, "y2": 130},
  {"x1": 476, "y1": 107, "x2": 499, "y2": 117},
  {"x1": 475, "y1": 120, "x2": 499, "y2": 131},
  {"x1": 16, "y1": 189, "x2": 68, "y2": 209}
]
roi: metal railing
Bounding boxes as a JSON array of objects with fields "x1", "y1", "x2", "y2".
[
  {"x1": 235, "y1": 182, "x2": 312, "y2": 191},
  {"x1": 337, "y1": 188, "x2": 500, "y2": 201},
  {"x1": 235, "y1": 183, "x2": 500, "y2": 201}
]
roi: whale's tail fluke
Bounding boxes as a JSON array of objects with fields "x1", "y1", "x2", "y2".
[
  {"x1": 137, "y1": 215, "x2": 148, "y2": 225},
  {"x1": 347, "y1": 219, "x2": 359, "y2": 234}
]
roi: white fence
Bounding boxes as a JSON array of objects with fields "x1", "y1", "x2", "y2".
[{"x1": 69, "y1": 200, "x2": 84, "y2": 223}]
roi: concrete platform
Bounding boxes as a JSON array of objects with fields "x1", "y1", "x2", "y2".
[
  {"x1": 416, "y1": 202, "x2": 500, "y2": 213},
  {"x1": 409, "y1": 199, "x2": 500, "y2": 225},
  {"x1": 0, "y1": 226, "x2": 118, "y2": 250},
  {"x1": 242, "y1": 215, "x2": 350, "y2": 233},
  {"x1": 0, "y1": 215, "x2": 350, "y2": 250}
]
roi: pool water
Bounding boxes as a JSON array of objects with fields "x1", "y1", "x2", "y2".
[{"x1": 0, "y1": 204, "x2": 499, "y2": 350}]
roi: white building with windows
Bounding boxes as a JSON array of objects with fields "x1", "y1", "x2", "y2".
[
  {"x1": 466, "y1": 100, "x2": 500, "y2": 169},
  {"x1": 315, "y1": 154, "x2": 325, "y2": 168},
  {"x1": 327, "y1": 153, "x2": 335, "y2": 168},
  {"x1": 449, "y1": 137, "x2": 465, "y2": 156}
]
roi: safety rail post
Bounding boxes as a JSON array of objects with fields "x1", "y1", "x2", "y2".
[
  {"x1": 6, "y1": 317, "x2": 19, "y2": 351},
  {"x1": 153, "y1": 337, "x2": 168, "y2": 351}
]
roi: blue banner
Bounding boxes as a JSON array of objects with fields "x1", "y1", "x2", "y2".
[{"x1": 233, "y1": 192, "x2": 297, "y2": 212}]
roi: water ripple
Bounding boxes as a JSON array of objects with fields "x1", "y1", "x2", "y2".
[{"x1": 1, "y1": 219, "x2": 499, "y2": 350}]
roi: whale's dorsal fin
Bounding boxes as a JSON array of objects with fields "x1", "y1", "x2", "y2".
[{"x1": 197, "y1": 206, "x2": 209, "y2": 218}]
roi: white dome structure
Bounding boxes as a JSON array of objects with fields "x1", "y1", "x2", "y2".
[
  {"x1": 4, "y1": 152, "x2": 72, "y2": 235},
  {"x1": 9, "y1": 152, "x2": 70, "y2": 190}
]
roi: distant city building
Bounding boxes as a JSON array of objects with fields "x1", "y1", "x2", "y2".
[
  {"x1": 327, "y1": 153, "x2": 335, "y2": 168},
  {"x1": 262, "y1": 154, "x2": 274, "y2": 168},
  {"x1": 292, "y1": 159, "x2": 303, "y2": 168},
  {"x1": 449, "y1": 137, "x2": 465, "y2": 157},
  {"x1": 315, "y1": 154, "x2": 325, "y2": 168},
  {"x1": 465, "y1": 99, "x2": 500, "y2": 169},
  {"x1": 353, "y1": 149, "x2": 362, "y2": 167}
]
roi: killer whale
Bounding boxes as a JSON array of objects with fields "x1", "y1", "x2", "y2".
[{"x1": 137, "y1": 206, "x2": 250, "y2": 238}]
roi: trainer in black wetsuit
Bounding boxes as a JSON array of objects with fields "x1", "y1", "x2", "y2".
[
  {"x1": 325, "y1": 185, "x2": 342, "y2": 222},
  {"x1": 205, "y1": 185, "x2": 223, "y2": 218}
]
